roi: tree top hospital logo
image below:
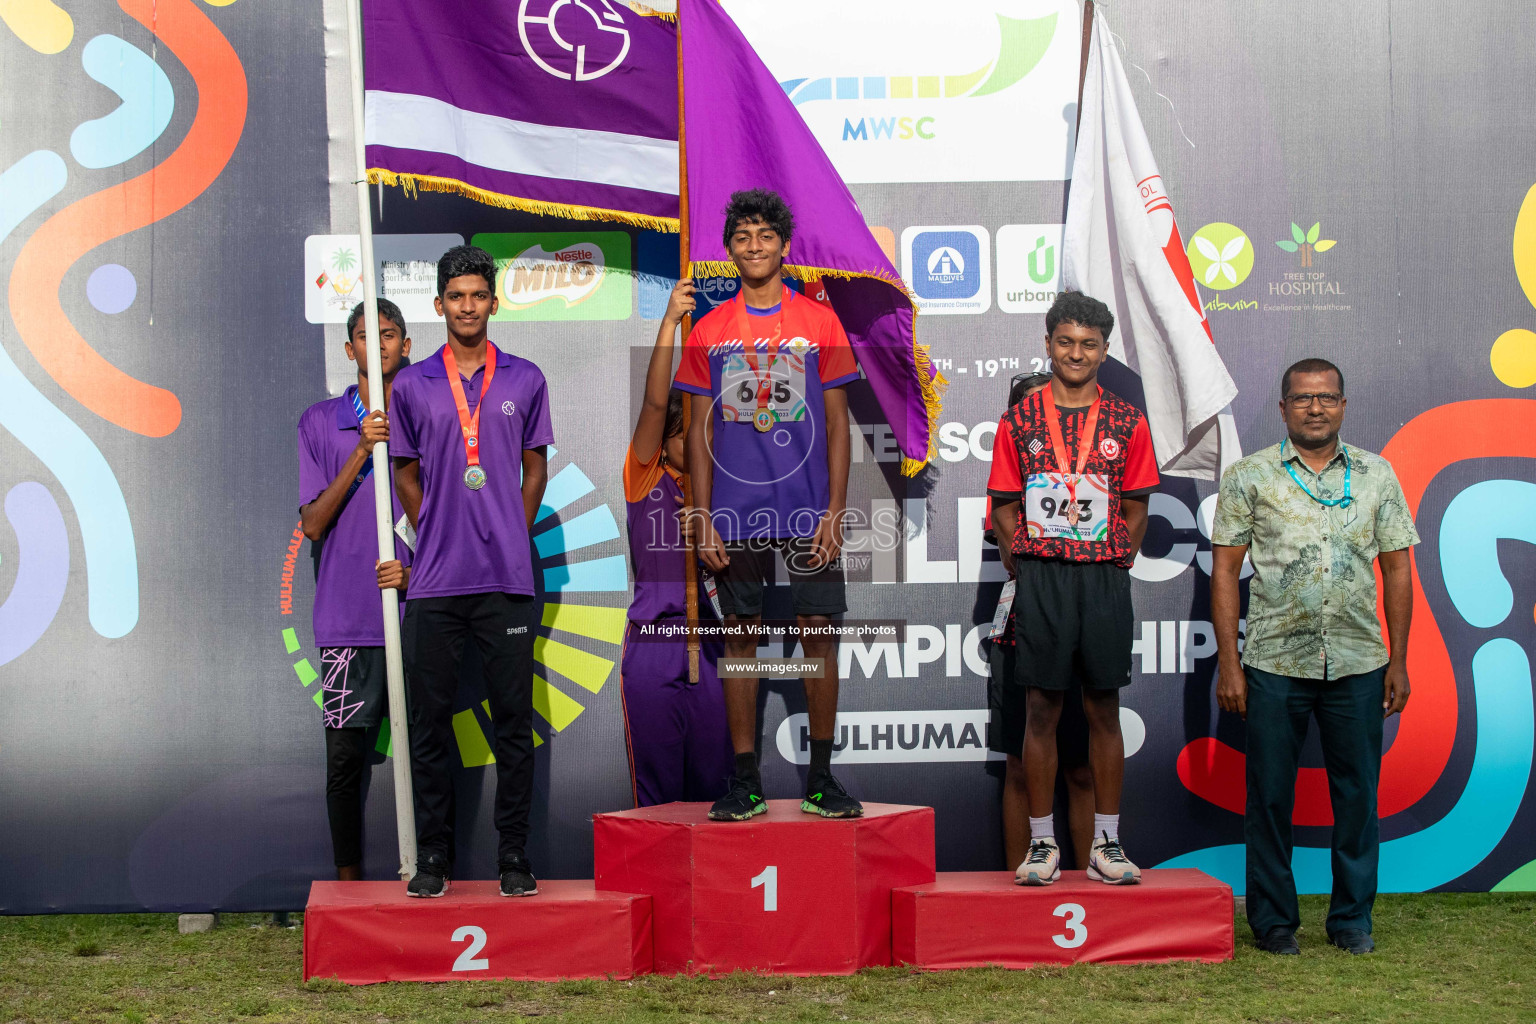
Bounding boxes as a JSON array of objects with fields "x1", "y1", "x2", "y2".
[
  {"x1": 1186, "y1": 223, "x2": 1254, "y2": 290},
  {"x1": 517, "y1": 0, "x2": 632, "y2": 82},
  {"x1": 902, "y1": 226, "x2": 991, "y2": 315}
]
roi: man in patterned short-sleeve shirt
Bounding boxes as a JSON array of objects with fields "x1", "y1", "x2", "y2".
[{"x1": 1211, "y1": 357, "x2": 1419, "y2": 957}]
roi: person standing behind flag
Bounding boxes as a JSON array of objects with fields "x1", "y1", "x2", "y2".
[
  {"x1": 391, "y1": 245, "x2": 555, "y2": 898},
  {"x1": 620, "y1": 278, "x2": 733, "y2": 807},
  {"x1": 988, "y1": 292, "x2": 1157, "y2": 886},
  {"x1": 297, "y1": 299, "x2": 414, "y2": 881},
  {"x1": 1210, "y1": 358, "x2": 1417, "y2": 956},
  {"x1": 677, "y1": 189, "x2": 862, "y2": 821}
]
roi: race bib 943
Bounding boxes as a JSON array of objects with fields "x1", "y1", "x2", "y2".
[{"x1": 1025, "y1": 472, "x2": 1111, "y2": 542}]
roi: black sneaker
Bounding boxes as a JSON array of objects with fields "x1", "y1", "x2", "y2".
[
  {"x1": 499, "y1": 855, "x2": 538, "y2": 897},
  {"x1": 1256, "y1": 927, "x2": 1300, "y2": 955},
  {"x1": 1329, "y1": 928, "x2": 1374, "y2": 955},
  {"x1": 708, "y1": 773, "x2": 767, "y2": 821},
  {"x1": 801, "y1": 772, "x2": 863, "y2": 818},
  {"x1": 406, "y1": 853, "x2": 449, "y2": 898}
]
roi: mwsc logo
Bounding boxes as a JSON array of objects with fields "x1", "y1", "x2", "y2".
[{"x1": 723, "y1": 0, "x2": 1079, "y2": 184}]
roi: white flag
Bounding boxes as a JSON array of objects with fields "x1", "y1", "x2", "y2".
[{"x1": 1062, "y1": 8, "x2": 1239, "y2": 479}]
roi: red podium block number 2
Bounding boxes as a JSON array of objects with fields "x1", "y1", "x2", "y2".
[
  {"x1": 451, "y1": 926, "x2": 491, "y2": 972},
  {"x1": 752, "y1": 866, "x2": 778, "y2": 912}
]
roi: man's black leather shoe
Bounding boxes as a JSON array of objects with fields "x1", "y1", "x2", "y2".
[
  {"x1": 1256, "y1": 927, "x2": 1300, "y2": 955},
  {"x1": 1329, "y1": 928, "x2": 1374, "y2": 954}
]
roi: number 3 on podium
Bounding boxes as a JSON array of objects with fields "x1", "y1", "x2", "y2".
[
  {"x1": 1052, "y1": 903, "x2": 1086, "y2": 948},
  {"x1": 751, "y1": 865, "x2": 778, "y2": 912}
]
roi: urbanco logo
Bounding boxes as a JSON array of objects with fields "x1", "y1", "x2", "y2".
[
  {"x1": 1186, "y1": 223, "x2": 1253, "y2": 290},
  {"x1": 517, "y1": 0, "x2": 631, "y2": 82},
  {"x1": 997, "y1": 223, "x2": 1064, "y2": 313},
  {"x1": 721, "y1": 0, "x2": 1079, "y2": 184},
  {"x1": 473, "y1": 231, "x2": 632, "y2": 322}
]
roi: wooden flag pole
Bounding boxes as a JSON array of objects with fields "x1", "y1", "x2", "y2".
[
  {"x1": 1076, "y1": 0, "x2": 1095, "y2": 136},
  {"x1": 677, "y1": 9, "x2": 701, "y2": 684},
  {"x1": 344, "y1": 0, "x2": 417, "y2": 879}
]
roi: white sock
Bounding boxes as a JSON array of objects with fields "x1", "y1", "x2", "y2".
[
  {"x1": 1094, "y1": 813, "x2": 1120, "y2": 842},
  {"x1": 1029, "y1": 815, "x2": 1055, "y2": 842}
]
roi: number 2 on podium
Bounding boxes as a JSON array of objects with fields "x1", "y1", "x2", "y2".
[
  {"x1": 751, "y1": 865, "x2": 778, "y2": 911},
  {"x1": 452, "y1": 925, "x2": 490, "y2": 971}
]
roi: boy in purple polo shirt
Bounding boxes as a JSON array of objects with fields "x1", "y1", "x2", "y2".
[
  {"x1": 676, "y1": 189, "x2": 862, "y2": 821},
  {"x1": 297, "y1": 298, "x2": 413, "y2": 881},
  {"x1": 391, "y1": 246, "x2": 554, "y2": 898}
]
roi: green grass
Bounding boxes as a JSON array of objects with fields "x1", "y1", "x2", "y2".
[{"x1": 1, "y1": 894, "x2": 1532, "y2": 1023}]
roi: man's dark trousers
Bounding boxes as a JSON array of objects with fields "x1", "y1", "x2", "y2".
[
  {"x1": 1244, "y1": 665, "x2": 1385, "y2": 940},
  {"x1": 404, "y1": 592, "x2": 538, "y2": 868}
]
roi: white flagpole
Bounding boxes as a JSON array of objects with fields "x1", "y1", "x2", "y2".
[{"x1": 344, "y1": 0, "x2": 417, "y2": 880}]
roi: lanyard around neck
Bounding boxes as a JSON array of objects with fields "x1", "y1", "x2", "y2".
[
  {"x1": 441, "y1": 343, "x2": 497, "y2": 469},
  {"x1": 1040, "y1": 384, "x2": 1102, "y2": 478},
  {"x1": 732, "y1": 285, "x2": 790, "y2": 424},
  {"x1": 1282, "y1": 438, "x2": 1352, "y2": 507}
]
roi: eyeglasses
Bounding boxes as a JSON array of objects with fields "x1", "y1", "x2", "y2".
[{"x1": 1284, "y1": 392, "x2": 1343, "y2": 409}]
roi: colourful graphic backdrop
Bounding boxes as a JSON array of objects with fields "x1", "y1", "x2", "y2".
[{"x1": 1, "y1": 0, "x2": 1534, "y2": 911}]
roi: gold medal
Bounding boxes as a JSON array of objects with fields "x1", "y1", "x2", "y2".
[{"x1": 754, "y1": 408, "x2": 774, "y2": 432}]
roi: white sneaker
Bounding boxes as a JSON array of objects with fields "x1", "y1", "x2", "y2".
[
  {"x1": 1015, "y1": 838, "x2": 1061, "y2": 886},
  {"x1": 1087, "y1": 833, "x2": 1141, "y2": 885}
]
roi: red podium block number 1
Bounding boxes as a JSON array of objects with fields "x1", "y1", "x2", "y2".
[{"x1": 752, "y1": 866, "x2": 778, "y2": 911}]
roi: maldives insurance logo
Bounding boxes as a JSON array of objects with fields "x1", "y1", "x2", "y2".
[{"x1": 722, "y1": 0, "x2": 1079, "y2": 184}]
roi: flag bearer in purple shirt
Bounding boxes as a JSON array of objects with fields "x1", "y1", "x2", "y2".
[
  {"x1": 676, "y1": 189, "x2": 863, "y2": 821},
  {"x1": 297, "y1": 298, "x2": 414, "y2": 881},
  {"x1": 620, "y1": 278, "x2": 733, "y2": 807},
  {"x1": 391, "y1": 246, "x2": 555, "y2": 898}
]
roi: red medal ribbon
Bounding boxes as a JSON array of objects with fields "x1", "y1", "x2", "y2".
[
  {"x1": 1040, "y1": 383, "x2": 1102, "y2": 519},
  {"x1": 441, "y1": 342, "x2": 497, "y2": 470},
  {"x1": 731, "y1": 285, "x2": 790, "y2": 420}
]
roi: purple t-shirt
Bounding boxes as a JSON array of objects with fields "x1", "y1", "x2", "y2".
[
  {"x1": 623, "y1": 442, "x2": 690, "y2": 624},
  {"x1": 673, "y1": 288, "x2": 860, "y2": 541},
  {"x1": 297, "y1": 386, "x2": 413, "y2": 648},
  {"x1": 390, "y1": 344, "x2": 555, "y2": 600}
]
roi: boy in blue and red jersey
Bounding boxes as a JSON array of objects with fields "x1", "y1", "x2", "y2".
[
  {"x1": 676, "y1": 189, "x2": 862, "y2": 821},
  {"x1": 297, "y1": 298, "x2": 413, "y2": 881},
  {"x1": 619, "y1": 278, "x2": 733, "y2": 806}
]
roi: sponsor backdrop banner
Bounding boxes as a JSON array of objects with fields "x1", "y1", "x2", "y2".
[{"x1": 1, "y1": 0, "x2": 1534, "y2": 911}]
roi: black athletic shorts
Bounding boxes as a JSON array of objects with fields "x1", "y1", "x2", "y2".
[
  {"x1": 987, "y1": 628, "x2": 1092, "y2": 760},
  {"x1": 716, "y1": 537, "x2": 847, "y2": 618},
  {"x1": 1011, "y1": 558, "x2": 1134, "y2": 692},
  {"x1": 320, "y1": 646, "x2": 389, "y2": 730}
]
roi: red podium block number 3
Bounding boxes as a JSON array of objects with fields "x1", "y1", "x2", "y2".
[
  {"x1": 1052, "y1": 903, "x2": 1086, "y2": 949},
  {"x1": 752, "y1": 866, "x2": 778, "y2": 912}
]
